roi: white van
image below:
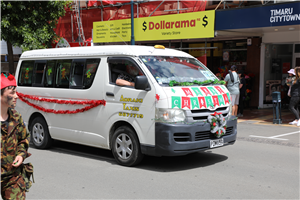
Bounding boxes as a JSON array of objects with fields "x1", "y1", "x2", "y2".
[{"x1": 15, "y1": 45, "x2": 237, "y2": 166}]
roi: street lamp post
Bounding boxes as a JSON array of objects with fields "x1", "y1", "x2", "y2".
[{"x1": 131, "y1": 0, "x2": 135, "y2": 45}]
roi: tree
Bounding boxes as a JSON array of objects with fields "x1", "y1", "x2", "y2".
[{"x1": 1, "y1": 1, "x2": 71, "y2": 74}]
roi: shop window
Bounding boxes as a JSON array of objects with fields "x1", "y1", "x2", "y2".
[
  {"x1": 295, "y1": 44, "x2": 300, "y2": 53},
  {"x1": 55, "y1": 60, "x2": 71, "y2": 88},
  {"x1": 18, "y1": 61, "x2": 34, "y2": 86},
  {"x1": 83, "y1": 59, "x2": 100, "y2": 88},
  {"x1": 264, "y1": 44, "x2": 293, "y2": 104}
]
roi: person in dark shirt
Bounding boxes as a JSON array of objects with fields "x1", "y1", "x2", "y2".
[
  {"x1": 289, "y1": 67, "x2": 300, "y2": 126},
  {"x1": 116, "y1": 65, "x2": 141, "y2": 87},
  {"x1": 237, "y1": 71, "x2": 246, "y2": 117}
]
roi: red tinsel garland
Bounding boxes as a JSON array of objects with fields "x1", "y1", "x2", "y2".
[{"x1": 17, "y1": 92, "x2": 106, "y2": 114}]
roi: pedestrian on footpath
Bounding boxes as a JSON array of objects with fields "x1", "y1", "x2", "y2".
[
  {"x1": 288, "y1": 67, "x2": 300, "y2": 126},
  {"x1": 286, "y1": 68, "x2": 296, "y2": 97},
  {"x1": 224, "y1": 65, "x2": 240, "y2": 117},
  {"x1": 1, "y1": 73, "x2": 31, "y2": 199},
  {"x1": 237, "y1": 70, "x2": 246, "y2": 117}
]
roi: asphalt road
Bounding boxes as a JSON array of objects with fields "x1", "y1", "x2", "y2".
[{"x1": 25, "y1": 123, "x2": 299, "y2": 199}]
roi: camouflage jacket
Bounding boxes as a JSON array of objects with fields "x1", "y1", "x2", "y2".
[{"x1": 1, "y1": 108, "x2": 30, "y2": 181}]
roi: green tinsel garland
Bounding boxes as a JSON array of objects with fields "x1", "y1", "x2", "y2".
[{"x1": 169, "y1": 79, "x2": 226, "y2": 87}]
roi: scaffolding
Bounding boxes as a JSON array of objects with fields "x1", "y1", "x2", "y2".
[{"x1": 72, "y1": 0, "x2": 85, "y2": 46}]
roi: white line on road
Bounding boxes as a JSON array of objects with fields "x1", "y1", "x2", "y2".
[
  {"x1": 249, "y1": 135, "x2": 288, "y2": 140},
  {"x1": 250, "y1": 131, "x2": 300, "y2": 140},
  {"x1": 269, "y1": 131, "x2": 300, "y2": 138}
]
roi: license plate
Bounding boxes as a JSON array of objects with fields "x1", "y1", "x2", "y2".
[{"x1": 210, "y1": 138, "x2": 224, "y2": 148}]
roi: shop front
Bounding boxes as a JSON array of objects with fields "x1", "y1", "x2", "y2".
[{"x1": 215, "y1": 1, "x2": 300, "y2": 108}]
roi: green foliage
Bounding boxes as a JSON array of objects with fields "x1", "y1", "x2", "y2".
[
  {"x1": 1, "y1": 1, "x2": 71, "y2": 51},
  {"x1": 169, "y1": 79, "x2": 226, "y2": 87}
]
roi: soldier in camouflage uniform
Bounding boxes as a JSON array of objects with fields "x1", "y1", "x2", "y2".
[{"x1": 1, "y1": 73, "x2": 30, "y2": 200}]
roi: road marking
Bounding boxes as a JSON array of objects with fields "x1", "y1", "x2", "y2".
[
  {"x1": 269, "y1": 131, "x2": 300, "y2": 138},
  {"x1": 250, "y1": 131, "x2": 300, "y2": 141},
  {"x1": 249, "y1": 135, "x2": 288, "y2": 140}
]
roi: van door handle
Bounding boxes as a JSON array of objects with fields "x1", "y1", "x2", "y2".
[{"x1": 106, "y1": 92, "x2": 114, "y2": 97}]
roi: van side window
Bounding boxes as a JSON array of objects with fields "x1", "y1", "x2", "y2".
[
  {"x1": 108, "y1": 58, "x2": 143, "y2": 86},
  {"x1": 32, "y1": 62, "x2": 46, "y2": 86},
  {"x1": 18, "y1": 61, "x2": 34, "y2": 86},
  {"x1": 70, "y1": 60, "x2": 85, "y2": 88},
  {"x1": 45, "y1": 60, "x2": 56, "y2": 87},
  {"x1": 83, "y1": 59, "x2": 100, "y2": 88},
  {"x1": 56, "y1": 60, "x2": 71, "y2": 88}
]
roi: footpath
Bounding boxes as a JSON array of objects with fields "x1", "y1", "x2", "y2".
[{"x1": 237, "y1": 107, "x2": 297, "y2": 127}]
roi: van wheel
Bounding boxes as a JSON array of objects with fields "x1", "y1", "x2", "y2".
[
  {"x1": 30, "y1": 117, "x2": 52, "y2": 149},
  {"x1": 111, "y1": 126, "x2": 144, "y2": 167}
]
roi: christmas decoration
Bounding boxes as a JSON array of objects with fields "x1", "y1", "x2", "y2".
[
  {"x1": 155, "y1": 94, "x2": 160, "y2": 102},
  {"x1": 61, "y1": 68, "x2": 66, "y2": 79},
  {"x1": 207, "y1": 112, "x2": 227, "y2": 138},
  {"x1": 169, "y1": 79, "x2": 226, "y2": 87},
  {"x1": 25, "y1": 68, "x2": 29, "y2": 79},
  {"x1": 17, "y1": 92, "x2": 106, "y2": 114}
]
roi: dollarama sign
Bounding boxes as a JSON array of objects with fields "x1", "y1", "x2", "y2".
[{"x1": 93, "y1": 10, "x2": 215, "y2": 43}]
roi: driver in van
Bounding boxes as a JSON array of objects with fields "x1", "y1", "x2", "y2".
[{"x1": 116, "y1": 64, "x2": 140, "y2": 87}]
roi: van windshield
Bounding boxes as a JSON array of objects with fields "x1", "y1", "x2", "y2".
[{"x1": 139, "y1": 56, "x2": 217, "y2": 86}]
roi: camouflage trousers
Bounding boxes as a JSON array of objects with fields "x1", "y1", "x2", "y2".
[{"x1": 1, "y1": 175, "x2": 26, "y2": 200}]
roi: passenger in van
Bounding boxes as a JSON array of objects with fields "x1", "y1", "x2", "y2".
[{"x1": 116, "y1": 65, "x2": 141, "y2": 87}]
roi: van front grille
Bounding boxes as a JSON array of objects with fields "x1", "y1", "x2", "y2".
[
  {"x1": 173, "y1": 133, "x2": 191, "y2": 142},
  {"x1": 195, "y1": 126, "x2": 234, "y2": 141},
  {"x1": 185, "y1": 106, "x2": 229, "y2": 123}
]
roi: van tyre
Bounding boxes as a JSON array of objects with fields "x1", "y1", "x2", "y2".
[
  {"x1": 30, "y1": 117, "x2": 52, "y2": 149},
  {"x1": 111, "y1": 126, "x2": 144, "y2": 167}
]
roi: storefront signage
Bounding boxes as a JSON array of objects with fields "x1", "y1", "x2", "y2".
[
  {"x1": 270, "y1": 7, "x2": 299, "y2": 23},
  {"x1": 223, "y1": 51, "x2": 229, "y2": 61},
  {"x1": 93, "y1": 19, "x2": 131, "y2": 43},
  {"x1": 134, "y1": 10, "x2": 215, "y2": 41},
  {"x1": 229, "y1": 62, "x2": 247, "y2": 66},
  {"x1": 215, "y1": 2, "x2": 300, "y2": 30},
  {"x1": 93, "y1": 10, "x2": 215, "y2": 43},
  {"x1": 189, "y1": 42, "x2": 222, "y2": 57}
]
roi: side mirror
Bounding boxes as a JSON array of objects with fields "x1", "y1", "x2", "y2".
[{"x1": 135, "y1": 76, "x2": 150, "y2": 91}]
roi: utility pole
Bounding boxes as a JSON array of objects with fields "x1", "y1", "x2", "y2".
[{"x1": 131, "y1": 0, "x2": 135, "y2": 45}]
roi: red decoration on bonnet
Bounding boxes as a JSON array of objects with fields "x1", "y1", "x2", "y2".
[
  {"x1": 211, "y1": 112, "x2": 222, "y2": 116},
  {"x1": 1, "y1": 73, "x2": 17, "y2": 89}
]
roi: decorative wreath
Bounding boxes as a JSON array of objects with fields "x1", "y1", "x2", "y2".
[
  {"x1": 207, "y1": 112, "x2": 227, "y2": 138},
  {"x1": 17, "y1": 92, "x2": 106, "y2": 114}
]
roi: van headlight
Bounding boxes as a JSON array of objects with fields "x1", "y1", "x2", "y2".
[{"x1": 155, "y1": 108, "x2": 186, "y2": 123}]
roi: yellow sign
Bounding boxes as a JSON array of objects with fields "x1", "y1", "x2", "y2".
[
  {"x1": 93, "y1": 10, "x2": 215, "y2": 43},
  {"x1": 189, "y1": 43, "x2": 211, "y2": 57},
  {"x1": 93, "y1": 19, "x2": 131, "y2": 43},
  {"x1": 189, "y1": 42, "x2": 223, "y2": 57},
  {"x1": 135, "y1": 10, "x2": 215, "y2": 41}
]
